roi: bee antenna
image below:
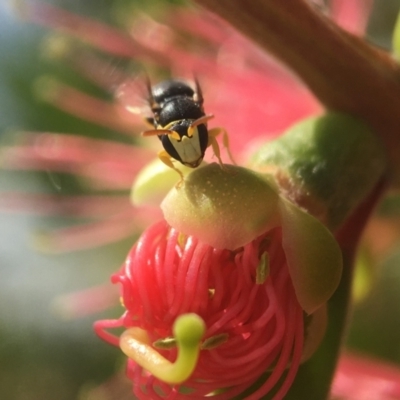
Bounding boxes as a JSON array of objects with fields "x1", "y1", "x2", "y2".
[
  {"x1": 145, "y1": 74, "x2": 161, "y2": 115},
  {"x1": 144, "y1": 74, "x2": 153, "y2": 102},
  {"x1": 194, "y1": 75, "x2": 204, "y2": 106}
]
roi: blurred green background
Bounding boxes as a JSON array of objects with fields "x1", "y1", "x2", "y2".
[{"x1": 1, "y1": 1, "x2": 400, "y2": 399}]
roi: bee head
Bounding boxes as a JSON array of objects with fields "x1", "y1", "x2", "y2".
[{"x1": 160, "y1": 120, "x2": 209, "y2": 167}]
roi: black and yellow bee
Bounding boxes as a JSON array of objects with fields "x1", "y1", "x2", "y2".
[{"x1": 142, "y1": 79, "x2": 231, "y2": 178}]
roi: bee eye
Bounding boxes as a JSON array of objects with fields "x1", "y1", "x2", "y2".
[{"x1": 161, "y1": 134, "x2": 182, "y2": 162}]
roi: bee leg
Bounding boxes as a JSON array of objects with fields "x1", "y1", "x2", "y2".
[
  {"x1": 207, "y1": 134, "x2": 224, "y2": 168},
  {"x1": 208, "y1": 127, "x2": 237, "y2": 166},
  {"x1": 158, "y1": 150, "x2": 185, "y2": 186}
]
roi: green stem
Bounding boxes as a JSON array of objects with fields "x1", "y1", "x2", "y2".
[{"x1": 284, "y1": 178, "x2": 387, "y2": 399}]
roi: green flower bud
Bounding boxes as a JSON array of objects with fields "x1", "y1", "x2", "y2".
[
  {"x1": 161, "y1": 163, "x2": 342, "y2": 314},
  {"x1": 161, "y1": 164, "x2": 281, "y2": 250},
  {"x1": 249, "y1": 113, "x2": 386, "y2": 229}
]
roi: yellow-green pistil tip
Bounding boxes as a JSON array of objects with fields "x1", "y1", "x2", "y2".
[
  {"x1": 161, "y1": 163, "x2": 281, "y2": 250},
  {"x1": 120, "y1": 313, "x2": 205, "y2": 384}
]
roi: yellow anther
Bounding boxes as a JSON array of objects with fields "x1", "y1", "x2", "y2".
[{"x1": 256, "y1": 252, "x2": 270, "y2": 284}]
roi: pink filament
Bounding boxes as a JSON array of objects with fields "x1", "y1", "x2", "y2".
[
  {"x1": 24, "y1": 0, "x2": 170, "y2": 65},
  {"x1": 2, "y1": 132, "x2": 152, "y2": 189},
  {"x1": 96, "y1": 221, "x2": 304, "y2": 399},
  {"x1": 332, "y1": 353, "x2": 400, "y2": 400},
  {"x1": 94, "y1": 318, "x2": 124, "y2": 347},
  {"x1": 53, "y1": 283, "x2": 119, "y2": 318},
  {"x1": 0, "y1": 192, "x2": 132, "y2": 217},
  {"x1": 330, "y1": 0, "x2": 374, "y2": 35},
  {"x1": 40, "y1": 82, "x2": 140, "y2": 133},
  {"x1": 36, "y1": 207, "x2": 159, "y2": 253}
]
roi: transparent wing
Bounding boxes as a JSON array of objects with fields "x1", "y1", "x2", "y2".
[{"x1": 115, "y1": 75, "x2": 151, "y2": 117}]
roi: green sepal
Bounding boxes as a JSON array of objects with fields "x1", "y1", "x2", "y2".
[
  {"x1": 161, "y1": 163, "x2": 342, "y2": 313},
  {"x1": 279, "y1": 197, "x2": 343, "y2": 314},
  {"x1": 131, "y1": 158, "x2": 197, "y2": 206},
  {"x1": 161, "y1": 163, "x2": 281, "y2": 250}
]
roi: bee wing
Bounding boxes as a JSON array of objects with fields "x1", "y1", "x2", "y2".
[{"x1": 115, "y1": 76, "x2": 152, "y2": 117}]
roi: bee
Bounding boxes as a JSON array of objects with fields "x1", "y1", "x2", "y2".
[{"x1": 142, "y1": 78, "x2": 232, "y2": 179}]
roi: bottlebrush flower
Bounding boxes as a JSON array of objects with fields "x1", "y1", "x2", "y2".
[
  {"x1": 95, "y1": 163, "x2": 343, "y2": 399},
  {"x1": 100, "y1": 111, "x2": 383, "y2": 399},
  {"x1": 2, "y1": 1, "x2": 393, "y2": 399}
]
